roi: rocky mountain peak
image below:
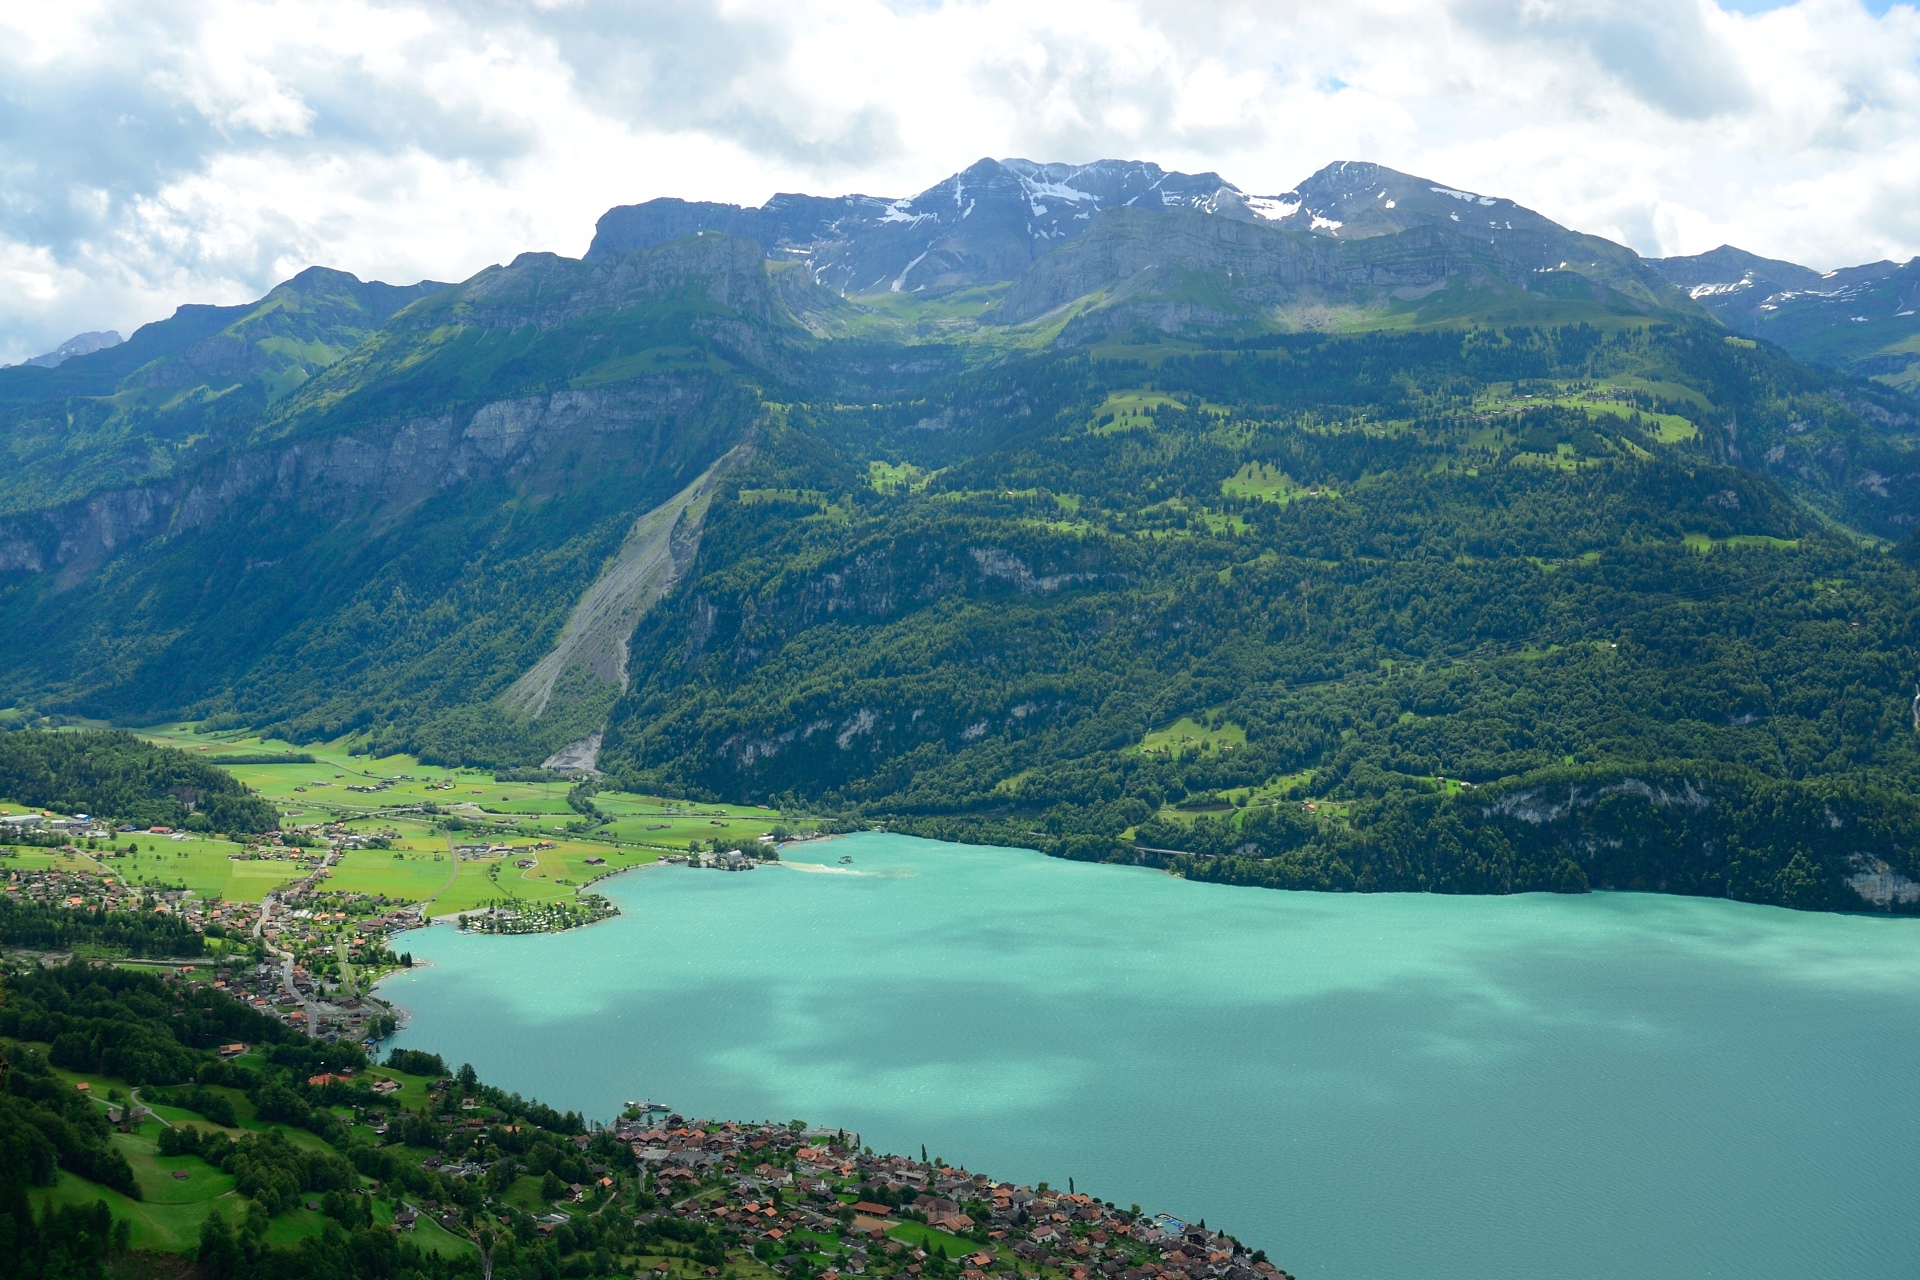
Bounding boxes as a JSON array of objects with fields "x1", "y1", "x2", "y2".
[
  {"x1": 18, "y1": 330, "x2": 122, "y2": 369},
  {"x1": 587, "y1": 156, "x2": 1254, "y2": 296},
  {"x1": 1238, "y1": 160, "x2": 1565, "y2": 243}
]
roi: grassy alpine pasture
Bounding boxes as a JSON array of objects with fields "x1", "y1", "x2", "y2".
[
  {"x1": 1133, "y1": 716, "x2": 1248, "y2": 761},
  {"x1": 27, "y1": 1059, "x2": 299, "y2": 1251}
]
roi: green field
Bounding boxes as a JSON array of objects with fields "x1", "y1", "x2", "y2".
[
  {"x1": 1132, "y1": 715, "x2": 1248, "y2": 761},
  {"x1": 1220, "y1": 461, "x2": 1338, "y2": 504},
  {"x1": 25, "y1": 1060, "x2": 298, "y2": 1251},
  {"x1": 1090, "y1": 389, "x2": 1186, "y2": 434},
  {"x1": 325, "y1": 848, "x2": 460, "y2": 900},
  {"x1": 867, "y1": 460, "x2": 935, "y2": 493},
  {"x1": 121, "y1": 725, "x2": 799, "y2": 919},
  {"x1": 0, "y1": 831, "x2": 308, "y2": 904},
  {"x1": 1683, "y1": 532, "x2": 1801, "y2": 553},
  {"x1": 109, "y1": 837, "x2": 307, "y2": 902},
  {"x1": 1473, "y1": 382, "x2": 1699, "y2": 444},
  {"x1": 885, "y1": 1221, "x2": 983, "y2": 1256}
]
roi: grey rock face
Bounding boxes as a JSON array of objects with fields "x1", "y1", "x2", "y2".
[
  {"x1": 502, "y1": 446, "x2": 746, "y2": 722},
  {"x1": 586, "y1": 156, "x2": 1249, "y2": 296},
  {"x1": 0, "y1": 375, "x2": 722, "y2": 587},
  {"x1": 1649, "y1": 245, "x2": 1827, "y2": 331},
  {"x1": 588, "y1": 157, "x2": 1695, "y2": 327}
]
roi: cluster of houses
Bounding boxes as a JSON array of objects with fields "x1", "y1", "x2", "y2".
[
  {"x1": 659, "y1": 849, "x2": 761, "y2": 871},
  {"x1": 0, "y1": 862, "x2": 160, "y2": 916},
  {"x1": 0, "y1": 811, "x2": 112, "y2": 838},
  {"x1": 456, "y1": 840, "x2": 555, "y2": 860},
  {"x1": 609, "y1": 1121, "x2": 1292, "y2": 1280}
]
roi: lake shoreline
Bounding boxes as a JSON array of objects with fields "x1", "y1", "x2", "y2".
[{"x1": 373, "y1": 831, "x2": 1920, "y2": 1280}]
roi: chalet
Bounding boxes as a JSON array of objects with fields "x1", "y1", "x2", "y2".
[{"x1": 218, "y1": 1043, "x2": 248, "y2": 1058}]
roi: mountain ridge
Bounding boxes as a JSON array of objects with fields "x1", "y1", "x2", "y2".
[{"x1": 3, "y1": 154, "x2": 1920, "y2": 914}]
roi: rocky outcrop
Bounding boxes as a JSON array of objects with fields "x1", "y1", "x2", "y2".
[
  {"x1": 989, "y1": 202, "x2": 1697, "y2": 339},
  {"x1": 0, "y1": 376, "x2": 725, "y2": 589},
  {"x1": 440, "y1": 236, "x2": 793, "y2": 331}
]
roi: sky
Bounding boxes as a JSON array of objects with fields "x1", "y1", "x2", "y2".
[{"x1": 1, "y1": 0, "x2": 1918, "y2": 362}]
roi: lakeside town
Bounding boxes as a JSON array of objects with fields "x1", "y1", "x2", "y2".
[
  {"x1": 0, "y1": 731, "x2": 1296, "y2": 1279},
  {"x1": 0, "y1": 846, "x2": 1297, "y2": 1280}
]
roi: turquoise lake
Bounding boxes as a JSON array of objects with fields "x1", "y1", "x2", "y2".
[{"x1": 379, "y1": 833, "x2": 1920, "y2": 1280}]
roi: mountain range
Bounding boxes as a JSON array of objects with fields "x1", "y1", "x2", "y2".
[{"x1": 4, "y1": 156, "x2": 1920, "y2": 913}]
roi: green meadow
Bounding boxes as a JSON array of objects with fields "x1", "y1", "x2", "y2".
[
  {"x1": 118, "y1": 726, "x2": 802, "y2": 919},
  {"x1": 23, "y1": 1050, "x2": 459, "y2": 1254},
  {"x1": 1132, "y1": 715, "x2": 1248, "y2": 761}
]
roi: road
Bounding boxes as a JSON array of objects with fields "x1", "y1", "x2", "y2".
[{"x1": 253, "y1": 846, "x2": 341, "y2": 1036}]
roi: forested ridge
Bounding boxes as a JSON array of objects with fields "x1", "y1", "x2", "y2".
[{"x1": 0, "y1": 732, "x2": 278, "y2": 835}]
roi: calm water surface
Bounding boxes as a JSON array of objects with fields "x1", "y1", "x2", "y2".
[{"x1": 379, "y1": 833, "x2": 1920, "y2": 1280}]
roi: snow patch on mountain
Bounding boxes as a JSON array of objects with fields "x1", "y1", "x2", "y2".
[{"x1": 1245, "y1": 196, "x2": 1300, "y2": 221}]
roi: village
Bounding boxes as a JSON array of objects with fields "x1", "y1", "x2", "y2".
[
  {"x1": 0, "y1": 786, "x2": 800, "y2": 1048},
  {"x1": 595, "y1": 1118, "x2": 1289, "y2": 1280},
  {"x1": 387, "y1": 1086, "x2": 1294, "y2": 1280}
]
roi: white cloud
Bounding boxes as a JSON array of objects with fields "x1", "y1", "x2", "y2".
[{"x1": 0, "y1": 0, "x2": 1916, "y2": 361}]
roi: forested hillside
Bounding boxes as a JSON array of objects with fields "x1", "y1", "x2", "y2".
[
  {"x1": 593, "y1": 324, "x2": 1920, "y2": 911},
  {"x1": 0, "y1": 732, "x2": 278, "y2": 834}
]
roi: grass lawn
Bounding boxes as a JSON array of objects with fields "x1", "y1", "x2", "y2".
[
  {"x1": 33, "y1": 1169, "x2": 226, "y2": 1252},
  {"x1": 886, "y1": 1221, "x2": 982, "y2": 1256},
  {"x1": 358, "y1": 1066, "x2": 439, "y2": 1111},
  {"x1": 403, "y1": 1209, "x2": 478, "y2": 1257},
  {"x1": 328, "y1": 848, "x2": 460, "y2": 900},
  {"x1": 117, "y1": 1126, "x2": 236, "y2": 1203},
  {"x1": 501, "y1": 1174, "x2": 552, "y2": 1213},
  {"x1": 262, "y1": 1205, "x2": 331, "y2": 1246}
]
